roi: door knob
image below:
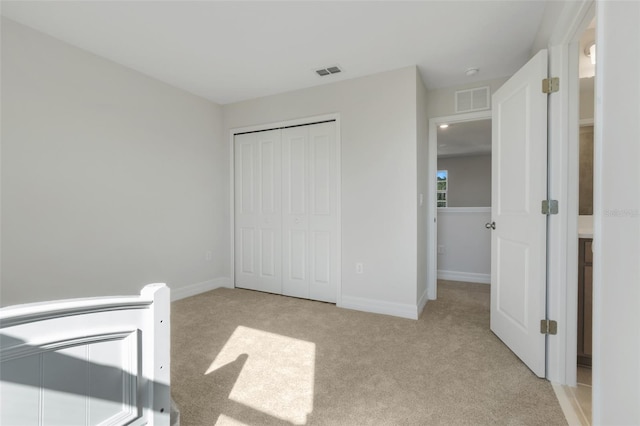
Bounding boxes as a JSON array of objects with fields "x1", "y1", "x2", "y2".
[{"x1": 485, "y1": 221, "x2": 496, "y2": 230}]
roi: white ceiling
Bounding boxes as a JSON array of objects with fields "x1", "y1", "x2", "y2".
[
  {"x1": 437, "y1": 119, "x2": 491, "y2": 158},
  {"x1": 1, "y1": 1, "x2": 548, "y2": 105}
]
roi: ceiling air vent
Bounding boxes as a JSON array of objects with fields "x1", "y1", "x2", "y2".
[
  {"x1": 315, "y1": 65, "x2": 342, "y2": 77},
  {"x1": 455, "y1": 86, "x2": 490, "y2": 113}
]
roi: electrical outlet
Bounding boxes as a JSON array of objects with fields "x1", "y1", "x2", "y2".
[
  {"x1": 205, "y1": 251, "x2": 213, "y2": 261},
  {"x1": 356, "y1": 263, "x2": 364, "y2": 274},
  {"x1": 437, "y1": 245, "x2": 445, "y2": 255}
]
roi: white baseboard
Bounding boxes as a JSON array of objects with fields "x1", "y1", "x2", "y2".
[
  {"x1": 552, "y1": 383, "x2": 588, "y2": 426},
  {"x1": 171, "y1": 277, "x2": 232, "y2": 302},
  {"x1": 437, "y1": 270, "x2": 490, "y2": 284},
  {"x1": 338, "y1": 295, "x2": 418, "y2": 320}
]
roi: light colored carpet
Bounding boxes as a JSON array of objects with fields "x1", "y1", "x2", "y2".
[{"x1": 171, "y1": 280, "x2": 567, "y2": 425}]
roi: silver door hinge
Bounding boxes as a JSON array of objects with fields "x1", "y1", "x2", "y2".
[
  {"x1": 542, "y1": 77, "x2": 560, "y2": 94},
  {"x1": 541, "y1": 200, "x2": 559, "y2": 215},
  {"x1": 540, "y1": 319, "x2": 558, "y2": 335}
]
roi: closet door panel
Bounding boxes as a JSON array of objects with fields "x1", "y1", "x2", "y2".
[
  {"x1": 257, "y1": 133, "x2": 282, "y2": 291},
  {"x1": 260, "y1": 140, "x2": 277, "y2": 213},
  {"x1": 311, "y1": 133, "x2": 331, "y2": 215},
  {"x1": 238, "y1": 143, "x2": 255, "y2": 215},
  {"x1": 239, "y1": 228, "x2": 255, "y2": 274},
  {"x1": 282, "y1": 127, "x2": 310, "y2": 298},
  {"x1": 288, "y1": 135, "x2": 307, "y2": 215},
  {"x1": 235, "y1": 135, "x2": 258, "y2": 289},
  {"x1": 236, "y1": 121, "x2": 337, "y2": 303},
  {"x1": 289, "y1": 230, "x2": 307, "y2": 280},
  {"x1": 260, "y1": 229, "x2": 276, "y2": 278},
  {"x1": 308, "y1": 122, "x2": 338, "y2": 303},
  {"x1": 312, "y1": 231, "x2": 331, "y2": 285},
  {"x1": 234, "y1": 130, "x2": 282, "y2": 294}
]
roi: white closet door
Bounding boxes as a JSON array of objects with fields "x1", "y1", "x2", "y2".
[
  {"x1": 234, "y1": 130, "x2": 282, "y2": 294},
  {"x1": 282, "y1": 122, "x2": 338, "y2": 303}
]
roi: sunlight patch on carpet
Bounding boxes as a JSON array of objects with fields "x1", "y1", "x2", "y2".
[
  {"x1": 215, "y1": 414, "x2": 250, "y2": 425},
  {"x1": 206, "y1": 326, "x2": 315, "y2": 425}
]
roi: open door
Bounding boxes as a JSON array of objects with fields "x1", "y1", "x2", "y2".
[{"x1": 489, "y1": 50, "x2": 549, "y2": 377}]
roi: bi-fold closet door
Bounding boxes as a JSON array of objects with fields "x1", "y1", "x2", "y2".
[{"x1": 234, "y1": 121, "x2": 338, "y2": 303}]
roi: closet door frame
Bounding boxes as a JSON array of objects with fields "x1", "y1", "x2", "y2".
[{"x1": 229, "y1": 113, "x2": 342, "y2": 304}]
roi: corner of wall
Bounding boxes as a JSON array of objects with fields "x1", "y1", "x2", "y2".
[
  {"x1": 417, "y1": 286, "x2": 429, "y2": 318},
  {"x1": 338, "y1": 295, "x2": 420, "y2": 320}
]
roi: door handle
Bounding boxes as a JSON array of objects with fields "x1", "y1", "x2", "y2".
[{"x1": 485, "y1": 221, "x2": 496, "y2": 230}]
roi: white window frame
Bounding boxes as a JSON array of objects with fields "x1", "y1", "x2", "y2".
[{"x1": 437, "y1": 170, "x2": 448, "y2": 208}]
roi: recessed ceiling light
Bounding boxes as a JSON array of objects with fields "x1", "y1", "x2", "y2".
[
  {"x1": 465, "y1": 68, "x2": 479, "y2": 76},
  {"x1": 439, "y1": 124, "x2": 449, "y2": 129}
]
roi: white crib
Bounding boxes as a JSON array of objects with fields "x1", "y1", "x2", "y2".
[{"x1": 0, "y1": 284, "x2": 173, "y2": 425}]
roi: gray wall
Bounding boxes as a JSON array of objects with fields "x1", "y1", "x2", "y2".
[
  {"x1": 1, "y1": 18, "x2": 428, "y2": 317},
  {"x1": 595, "y1": 2, "x2": 640, "y2": 422},
  {"x1": 437, "y1": 208, "x2": 491, "y2": 281},
  {"x1": 1, "y1": 19, "x2": 227, "y2": 306},
  {"x1": 437, "y1": 155, "x2": 491, "y2": 207}
]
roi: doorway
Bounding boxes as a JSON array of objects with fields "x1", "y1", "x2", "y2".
[
  {"x1": 545, "y1": 1, "x2": 598, "y2": 422},
  {"x1": 427, "y1": 110, "x2": 491, "y2": 300},
  {"x1": 435, "y1": 119, "x2": 492, "y2": 286}
]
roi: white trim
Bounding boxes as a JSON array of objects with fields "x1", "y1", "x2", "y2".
[
  {"x1": 170, "y1": 277, "x2": 232, "y2": 302},
  {"x1": 417, "y1": 287, "x2": 429, "y2": 318},
  {"x1": 546, "y1": 0, "x2": 595, "y2": 389},
  {"x1": 338, "y1": 295, "x2": 418, "y2": 320},
  {"x1": 550, "y1": 0, "x2": 595, "y2": 46},
  {"x1": 437, "y1": 207, "x2": 491, "y2": 214},
  {"x1": 552, "y1": 383, "x2": 590, "y2": 426},
  {"x1": 427, "y1": 110, "x2": 492, "y2": 301},
  {"x1": 228, "y1": 113, "x2": 342, "y2": 305},
  {"x1": 230, "y1": 113, "x2": 339, "y2": 136},
  {"x1": 437, "y1": 270, "x2": 491, "y2": 285},
  {"x1": 334, "y1": 117, "x2": 342, "y2": 306}
]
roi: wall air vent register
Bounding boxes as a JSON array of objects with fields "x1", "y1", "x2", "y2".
[
  {"x1": 455, "y1": 86, "x2": 490, "y2": 113},
  {"x1": 316, "y1": 66, "x2": 342, "y2": 77}
]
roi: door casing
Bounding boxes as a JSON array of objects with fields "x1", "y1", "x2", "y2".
[
  {"x1": 426, "y1": 0, "x2": 594, "y2": 385},
  {"x1": 546, "y1": 0, "x2": 595, "y2": 386}
]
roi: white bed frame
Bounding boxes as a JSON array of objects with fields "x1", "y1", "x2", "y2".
[{"x1": 0, "y1": 284, "x2": 171, "y2": 425}]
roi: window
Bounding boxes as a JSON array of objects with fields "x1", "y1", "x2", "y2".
[{"x1": 437, "y1": 170, "x2": 448, "y2": 207}]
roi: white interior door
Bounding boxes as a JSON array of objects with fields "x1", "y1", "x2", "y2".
[
  {"x1": 234, "y1": 129, "x2": 282, "y2": 294},
  {"x1": 490, "y1": 50, "x2": 548, "y2": 377},
  {"x1": 282, "y1": 122, "x2": 338, "y2": 303}
]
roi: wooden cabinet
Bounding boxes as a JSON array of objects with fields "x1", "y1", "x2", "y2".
[{"x1": 578, "y1": 238, "x2": 593, "y2": 367}]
